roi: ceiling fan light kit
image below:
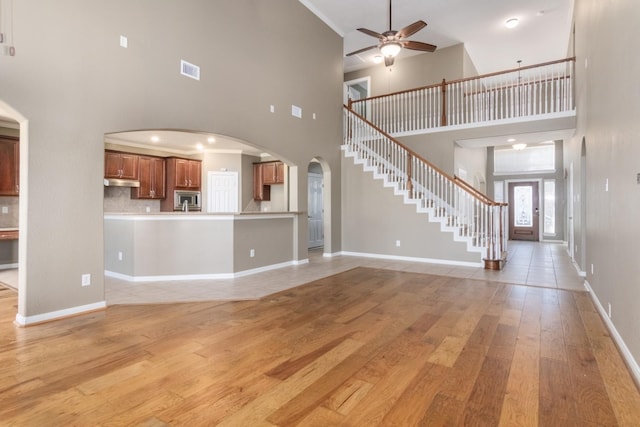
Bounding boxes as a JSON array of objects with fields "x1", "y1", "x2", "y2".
[
  {"x1": 346, "y1": 0, "x2": 437, "y2": 67},
  {"x1": 380, "y1": 41, "x2": 402, "y2": 57}
]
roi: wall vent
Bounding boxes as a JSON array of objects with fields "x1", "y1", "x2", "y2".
[{"x1": 180, "y1": 60, "x2": 200, "y2": 80}]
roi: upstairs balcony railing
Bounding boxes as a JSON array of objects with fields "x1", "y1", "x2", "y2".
[{"x1": 349, "y1": 57, "x2": 576, "y2": 135}]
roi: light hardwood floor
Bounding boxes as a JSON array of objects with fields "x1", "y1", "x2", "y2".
[{"x1": 0, "y1": 257, "x2": 639, "y2": 425}]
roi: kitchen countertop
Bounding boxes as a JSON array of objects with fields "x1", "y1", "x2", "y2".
[{"x1": 0, "y1": 229, "x2": 18, "y2": 240}]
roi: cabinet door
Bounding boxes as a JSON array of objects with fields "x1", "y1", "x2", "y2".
[
  {"x1": 262, "y1": 162, "x2": 277, "y2": 184},
  {"x1": 134, "y1": 156, "x2": 153, "y2": 198},
  {"x1": 187, "y1": 160, "x2": 201, "y2": 189},
  {"x1": 132, "y1": 156, "x2": 166, "y2": 199},
  {"x1": 119, "y1": 153, "x2": 139, "y2": 180},
  {"x1": 152, "y1": 157, "x2": 166, "y2": 198},
  {"x1": 276, "y1": 162, "x2": 285, "y2": 184},
  {"x1": 104, "y1": 152, "x2": 123, "y2": 178},
  {"x1": 174, "y1": 158, "x2": 190, "y2": 188},
  {"x1": 0, "y1": 138, "x2": 19, "y2": 196},
  {"x1": 253, "y1": 163, "x2": 270, "y2": 201},
  {"x1": 105, "y1": 152, "x2": 139, "y2": 179}
]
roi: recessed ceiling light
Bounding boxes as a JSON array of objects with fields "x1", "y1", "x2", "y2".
[
  {"x1": 505, "y1": 18, "x2": 519, "y2": 29},
  {"x1": 373, "y1": 55, "x2": 384, "y2": 64},
  {"x1": 150, "y1": 135, "x2": 160, "y2": 143},
  {"x1": 207, "y1": 137, "x2": 216, "y2": 143},
  {"x1": 196, "y1": 143, "x2": 204, "y2": 151},
  {"x1": 512, "y1": 143, "x2": 527, "y2": 150},
  {"x1": 507, "y1": 138, "x2": 516, "y2": 142}
]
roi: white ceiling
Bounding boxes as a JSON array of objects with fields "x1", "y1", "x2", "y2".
[{"x1": 301, "y1": 0, "x2": 574, "y2": 74}]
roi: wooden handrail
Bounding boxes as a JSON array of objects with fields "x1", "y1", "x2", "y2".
[
  {"x1": 350, "y1": 57, "x2": 576, "y2": 106},
  {"x1": 344, "y1": 105, "x2": 502, "y2": 206}
]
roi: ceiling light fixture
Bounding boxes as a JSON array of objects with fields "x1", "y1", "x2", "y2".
[
  {"x1": 505, "y1": 18, "x2": 519, "y2": 29},
  {"x1": 512, "y1": 143, "x2": 527, "y2": 150},
  {"x1": 196, "y1": 143, "x2": 204, "y2": 151},
  {"x1": 207, "y1": 137, "x2": 216, "y2": 143},
  {"x1": 380, "y1": 42, "x2": 402, "y2": 58},
  {"x1": 507, "y1": 138, "x2": 516, "y2": 143},
  {"x1": 373, "y1": 54, "x2": 384, "y2": 64},
  {"x1": 150, "y1": 136, "x2": 160, "y2": 143}
]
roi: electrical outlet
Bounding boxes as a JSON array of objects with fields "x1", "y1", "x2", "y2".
[
  {"x1": 608, "y1": 303, "x2": 612, "y2": 318},
  {"x1": 250, "y1": 249, "x2": 255, "y2": 258},
  {"x1": 591, "y1": 264, "x2": 594, "y2": 275},
  {"x1": 269, "y1": 105, "x2": 275, "y2": 113},
  {"x1": 1, "y1": 206, "x2": 7, "y2": 214},
  {"x1": 81, "y1": 274, "x2": 91, "y2": 287},
  {"x1": 119, "y1": 35, "x2": 128, "y2": 48},
  {"x1": 395, "y1": 240, "x2": 401, "y2": 247},
  {"x1": 118, "y1": 251, "x2": 123, "y2": 261}
]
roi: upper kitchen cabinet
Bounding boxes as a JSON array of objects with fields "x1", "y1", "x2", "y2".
[
  {"x1": 262, "y1": 161, "x2": 286, "y2": 185},
  {"x1": 131, "y1": 155, "x2": 166, "y2": 199},
  {"x1": 0, "y1": 137, "x2": 19, "y2": 196},
  {"x1": 105, "y1": 151, "x2": 139, "y2": 180},
  {"x1": 167, "y1": 157, "x2": 201, "y2": 190}
]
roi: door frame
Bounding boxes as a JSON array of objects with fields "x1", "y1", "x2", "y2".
[{"x1": 506, "y1": 178, "x2": 543, "y2": 241}]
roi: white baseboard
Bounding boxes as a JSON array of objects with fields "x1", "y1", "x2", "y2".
[
  {"x1": 339, "y1": 251, "x2": 483, "y2": 268},
  {"x1": 0, "y1": 263, "x2": 18, "y2": 270},
  {"x1": 584, "y1": 280, "x2": 640, "y2": 387},
  {"x1": 105, "y1": 260, "x2": 299, "y2": 282},
  {"x1": 15, "y1": 301, "x2": 107, "y2": 326}
]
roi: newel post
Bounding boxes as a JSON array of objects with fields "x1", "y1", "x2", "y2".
[{"x1": 440, "y1": 79, "x2": 447, "y2": 127}]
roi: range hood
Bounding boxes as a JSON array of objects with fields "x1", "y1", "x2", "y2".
[{"x1": 103, "y1": 178, "x2": 140, "y2": 188}]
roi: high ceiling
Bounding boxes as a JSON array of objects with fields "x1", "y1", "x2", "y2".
[{"x1": 300, "y1": 0, "x2": 574, "y2": 74}]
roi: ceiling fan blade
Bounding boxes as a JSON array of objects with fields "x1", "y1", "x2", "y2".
[
  {"x1": 357, "y1": 27, "x2": 385, "y2": 39},
  {"x1": 384, "y1": 56, "x2": 395, "y2": 67},
  {"x1": 346, "y1": 45, "x2": 378, "y2": 56},
  {"x1": 397, "y1": 20, "x2": 427, "y2": 39},
  {"x1": 401, "y1": 40, "x2": 437, "y2": 52}
]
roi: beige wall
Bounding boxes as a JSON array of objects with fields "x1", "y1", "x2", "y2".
[
  {"x1": 0, "y1": 0, "x2": 343, "y2": 319},
  {"x1": 344, "y1": 44, "x2": 469, "y2": 96},
  {"x1": 569, "y1": 0, "x2": 640, "y2": 366},
  {"x1": 341, "y1": 156, "x2": 482, "y2": 265}
]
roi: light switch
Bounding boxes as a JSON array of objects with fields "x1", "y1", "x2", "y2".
[{"x1": 1, "y1": 206, "x2": 7, "y2": 214}]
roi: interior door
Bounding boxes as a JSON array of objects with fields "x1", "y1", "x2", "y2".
[
  {"x1": 509, "y1": 181, "x2": 540, "y2": 241},
  {"x1": 308, "y1": 173, "x2": 324, "y2": 248},
  {"x1": 207, "y1": 171, "x2": 238, "y2": 213}
]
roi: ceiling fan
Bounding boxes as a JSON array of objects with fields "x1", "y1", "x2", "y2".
[{"x1": 346, "y1": 0, "x2": 437, "y2": 67}]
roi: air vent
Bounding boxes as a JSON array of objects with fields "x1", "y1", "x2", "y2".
[{"x1": 180, "y1": 60, "x2": 200, "y2": 80}]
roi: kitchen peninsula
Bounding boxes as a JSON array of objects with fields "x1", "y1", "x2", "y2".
[{"x1": 104, "y1": 212, "x2": 299, "y2": 281}]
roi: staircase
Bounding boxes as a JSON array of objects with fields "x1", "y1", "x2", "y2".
[
  {"x1": 342, "y1": 57, "x2": 577, "y2": 269},
  {"x1": 342, "y1": 107, "x2": 507, "y2": 269}
]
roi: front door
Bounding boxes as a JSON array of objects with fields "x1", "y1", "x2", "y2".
[{"x1": 509, "y1": 181, "x2": 539, "y2": 241}]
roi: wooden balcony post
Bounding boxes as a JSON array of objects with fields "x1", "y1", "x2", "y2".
[
  {"x1": 440, "y1": 79, "x2": 447, "y2": 127},
  {"x1": 407, "y1": 154, "x2": 413, "y2": 197}
]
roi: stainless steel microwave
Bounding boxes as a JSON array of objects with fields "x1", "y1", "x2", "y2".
[{"x1": 174, "y1": 190, "x2": 201, "y2": 212}]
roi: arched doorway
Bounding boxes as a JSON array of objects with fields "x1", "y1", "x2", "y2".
[
  {"x1": 307, "y1": 158, "x2": 332, "y2": 255},
  {"x1": 0, "y1": 99, "x2": 27, "y2": 321}
]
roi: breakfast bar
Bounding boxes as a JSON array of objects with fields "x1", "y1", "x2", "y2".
[{"x1": 104, "y1": 212, "x2": 298, "y2": 281}]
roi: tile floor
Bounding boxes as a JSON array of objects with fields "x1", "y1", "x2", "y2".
[{"x1": 0, "y1": 241, "x2": 586, "y2": 305}]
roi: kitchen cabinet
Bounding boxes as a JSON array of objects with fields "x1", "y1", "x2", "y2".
[
  {"x1": 131, "y1": 156, "x2": 166, "y2": 199},
  {"x1": 167, "y1": 157, "x2": 201, "y2": 190},
  {"x1": 253, "y1": 163, "x2": 271, "y2": 201},
  {"x1": 262, "y1": 161, "x2": 286, "y2": 185},
  {"x1": 105, "y1": 151, "x2": 139, "y2": 180},
  {"x1": 0, "y1": 137, "x2": 19, "y2": 196}
]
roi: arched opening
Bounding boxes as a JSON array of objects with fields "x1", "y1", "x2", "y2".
[
  {"x1": 0, "y1": 99, "x2": 27, "y2": 322},
  {"x1": 308, "y1": 157, "x2": 332, "y2": 256},
  {"x1": 580, "y1": 137, "x2": 587, "y2": 270}
]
